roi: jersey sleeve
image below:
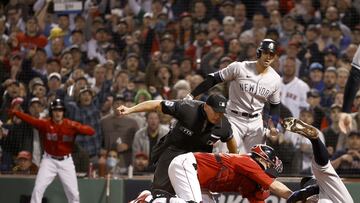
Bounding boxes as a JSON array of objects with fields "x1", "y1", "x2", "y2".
[
  {"x1": 218, "y1": 61, "x2": 242, "y2": 81},
  {"x1": 214, "y1": 117, "x2": 233, "y2": 142},
  {"x1": 268, "y1": 78, "x2": 281, "y2": 104},
  {"x1": 13, "y1": 110, "x2": 47, "y2": 131},
  {"x1": 160, "y1": 100, "x2": 182, "y2": 119},
  {"x1": 68, "y1": 120, "x2": 95, "y2": 136}
]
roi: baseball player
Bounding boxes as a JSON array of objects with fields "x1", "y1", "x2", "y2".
[
  {"x1": 342, "y1": 45, "x2": 360, "y2": 113},
  {"x1": 167, "y1": 144, "x2": 292, "y2": 203},
  {"x1": 117, "y1": 94, "x2": 237, "y2": 198},
  {"x1": 187, "y1": 39, "x2": 282, "y2": 153},
  {"x1": 9, "y1": 98, "x2": 95, "y2": 203},
  {"x1": 282, "y1": 118, "x2": 354, "y2": 203}
]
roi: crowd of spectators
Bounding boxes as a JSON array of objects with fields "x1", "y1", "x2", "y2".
[{"x1": 0, "y1": 0, "x2": 359, "y2": 178}]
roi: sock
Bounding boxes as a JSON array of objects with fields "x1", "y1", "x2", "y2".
[
  {"x1": 310, "y1": 138, "x2": 329, "y2": 166},
  {"x1": 342, "y1": 66, "x2": 360, "y2": 113}
]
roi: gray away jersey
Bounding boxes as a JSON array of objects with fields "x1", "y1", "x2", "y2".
[
  {"x1": 218, "y1": 61, "x2": 281, "y2": 114},
  {"x1": 352, "y1": 45, "x2": 360, "y2": 70}
]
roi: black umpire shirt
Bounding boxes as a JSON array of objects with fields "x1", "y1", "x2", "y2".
[{"x1": 151, "y1": 99, "x2": 233, "y2": 195}]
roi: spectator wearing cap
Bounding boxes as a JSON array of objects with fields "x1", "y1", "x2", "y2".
[
  {"x1": 124, "y1": 53, "x2": 146, "y2": 83},
  {"x1": 16, "y1": 17, "x2": 48, "y2": 51},
  {"x1": 169, "y1": 59, "x2": 182, "y2": 84},
  {"x1": 132, "y1": 111, "x2": 168, "y2": 170},
  {"x1": 206, "y1": 18, "x2": 221, "y2": 41},
  {"x1": 324, "y1": 6, "x2": 351, "y2": 38},
  {"x1": 28, "y1": 77, "x2": 47, "y2": 107},
  {"x1": 45, "y1": 35, "x2": 65, "y2": 60},
  {"x1": 233, "y1": 2, "x2": 252, "y2": 31},
  {"x1": 280, "y1": 57, "x2": 310, "y2": 118},
  {"x1": 192, "y1": 0, "x2": 210, "y2": 32},
  {"x1": 306, "y1": 89, "x2": 326, "y2": 130},
  {"x1": 178, "y1": 12, "x2": 195, "y2": 50},
  {"x1": 219, "y1": 16, "x2": 237, "y2": 45},
  {"x1": 47, "y1": 72, "x2": 63, "y2": 95},
  {"x1": 66, "y1": 87, "x2": 102, "y2": 160},
  {"x1": 56, "y1": 14, "x2": 72, "y2": 46},
  {"x1": 32, "y1": 48, "x2": 48, "y2": 76},
  {"x1": 199, "y1": 38, "x2": 225, "y2": 77},
  {"x1": 331, "y1": 131, "x2": 360, "y2": 175},
  {"x1": 179, "y1": 57, "x2": 195, "y2": 79},
  {"x1": 219, "y1": 0, "x2": 235, "y2": 18},
  {"x1": 336, "y1": 67, "x2": 350, "y2": 92},
  {"x1": 240, "y1": 12, "x2": 266, "y2": 45},
  {"x1": 0, "y1": 79, "x2": 21, "y2": 122},
  {"x1": 324, "y1": 104, "x2": 350, "y2": 152},
  {"x1": 133, "y1": 152, "x2": 152, "y2": 174},
  {"x1": 329, "y1": 22, "x2": 351, "y2": 53},
  {"x1": 87, "y1": 27, "x2": 112, "y2": 64},
  {"x1": 6, "y1": 5, "x2": 25, "y2": 33},
  {"x1": 308, "y1": 62, "x2": 325, "y2": 92},
  {"x1": 279, "y1": 41, "x2": 302, "y2": 77},
  {"x1": 71, "y1": 30, "x2": 87, "y2": 53},
  {"x1": 27, "y1": 97, "x2": 46, "y2": 166},
  {"x1": 320, "y1": 67, "x2": 338, "y2": 108},
  {"x1": 12, "y1": 151, "x2": 38, "y2": 175},
  {"x1": 59, "y1": 50, "x2": 75, "y2": 82},
  {"x1": 185, "y1": 28, "x2": 211, "y2": 64},
  {"x1": 101, "y1": 94, "x2": 139, "y2": 169}
]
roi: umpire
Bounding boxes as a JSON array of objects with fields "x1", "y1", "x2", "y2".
[{"x1": 116, "y1": 94, "x2": 237, "y2": 197}]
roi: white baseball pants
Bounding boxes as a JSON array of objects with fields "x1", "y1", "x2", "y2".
[
  {"x1": 215, "y1": 111, "x2": 265, "y2": 153},
  {"x1": 168, "y1": 152, "x2": 202, "y2": 202},
  {"x1": 31, "y1": 154, "x2": 79, "y2": 203},
  {"x1": 312, "y1": 160, "x2": 354, "y2": 203}
]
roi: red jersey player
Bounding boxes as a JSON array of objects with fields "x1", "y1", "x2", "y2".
[
  {"x1": 10, "y1": 98, "x2": 95, "y2": 203},
  {"x1": 168, "y1": 144, "x2": 293, "y2": 203}
]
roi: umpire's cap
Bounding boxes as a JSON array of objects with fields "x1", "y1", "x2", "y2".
[{"x1": 206, "y1": 94, "x2": 227, "y2": 113}]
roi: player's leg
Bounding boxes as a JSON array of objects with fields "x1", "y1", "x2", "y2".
[
  {"x1": 168, "y1": 153, "x2": 202, "y2": 202},
  {"x1": 57, "y1": 157, "x2": 80, "y2": 203},
  {"x1": 243, "y1": 117, "x2": 266, "y2": 153},
  {"x1": 31, "y1": 156, "x2": 58, "y2": 203},
  {"x1": 342, "y1": 47, "x2": 360, "y2": 113}
]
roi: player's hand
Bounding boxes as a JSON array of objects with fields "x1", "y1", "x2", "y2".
[
  {"x1": 267, "y1": 119, "x2": 279, "y2": 137},
  {"x1": 338, "y1": 113, "x2": 352, "y2": 134},
  {"x1": 116, "y1": 105, "x2": 131, "y2": 116},
  {"x1": 183, "y1": 93, "x2": 194, "y2": 100},
  {"x1": 341, "y1": 154, "x2": 353, "y2": 163}
]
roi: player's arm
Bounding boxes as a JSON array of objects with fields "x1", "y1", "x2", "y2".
[
  {"x1": 226, "y1": 137, "x2": 238, "y2": 153},
  {"x1": 70, "y1": 120, "x2": 95, "y2": 136},
  {"x1": 286, "y1": 185, "x2": 319, "y2": 203},
  {"x1": 117, "y1": 100, "x2": 163, "y2": 115},
  {"x1": 11, "y1": 110, "x2": 47, "y2": 130},
  {"x1": 190, "y1": 72, "x2": 223, "y2": 98},
  {"x1": 269, "y1": 180, "x2": 293, "y2": 199}
]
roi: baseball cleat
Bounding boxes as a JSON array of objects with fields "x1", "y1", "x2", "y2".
[{"x1": 281, "y1": 117, "x2": 318, "y2": 139}]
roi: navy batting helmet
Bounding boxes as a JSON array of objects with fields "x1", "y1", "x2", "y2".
[
  {"x1": 49, "y1": 98, "x2": 65, "y2": 113},
  {"x1": 251, "y1": 144, "x2": 283, "y2": 173},
  {"x1": 256, "y1": 39, "x2": 277, "y2": 58}
]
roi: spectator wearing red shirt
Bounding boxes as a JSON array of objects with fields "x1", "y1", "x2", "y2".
[
  {"x1": 16, "y1": 17, "x2": 47, "y2": 51},
  {"x1": 168, "y1": 144, "x2": 292, "y2": 203},
  {"x1": 10, "y1": 98, "x2": 95, "y2": 203}
]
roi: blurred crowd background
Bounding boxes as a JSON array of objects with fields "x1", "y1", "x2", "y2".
[{"x1": 0, "y1": 0, "x2": 359, "y2": 178}]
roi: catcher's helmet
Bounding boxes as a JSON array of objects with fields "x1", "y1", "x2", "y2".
[
  {"x1": 251, "y1": 144, "x2": 283, "y2": 173},
  {"x1": 256, "y1": 39, "x2": 277, "y2": 58},
  {"x1": 50, "y1": 98, "x2": 65, "y2": 112}
]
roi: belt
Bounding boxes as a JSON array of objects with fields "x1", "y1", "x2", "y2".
[
  {"x1": 231, "y1": 110, "x2": 259, "y2": 118},
  {"x1": 46, "y1": 153, "x2": 71, "y2": 161}
]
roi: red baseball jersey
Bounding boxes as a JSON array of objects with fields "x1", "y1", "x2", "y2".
[
  {"x1": 194, "y1": 153, "x2": 274, "y2": 202},
  {"x1": 13, "y1": 111, "x2": 95, "y2": 156}
]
